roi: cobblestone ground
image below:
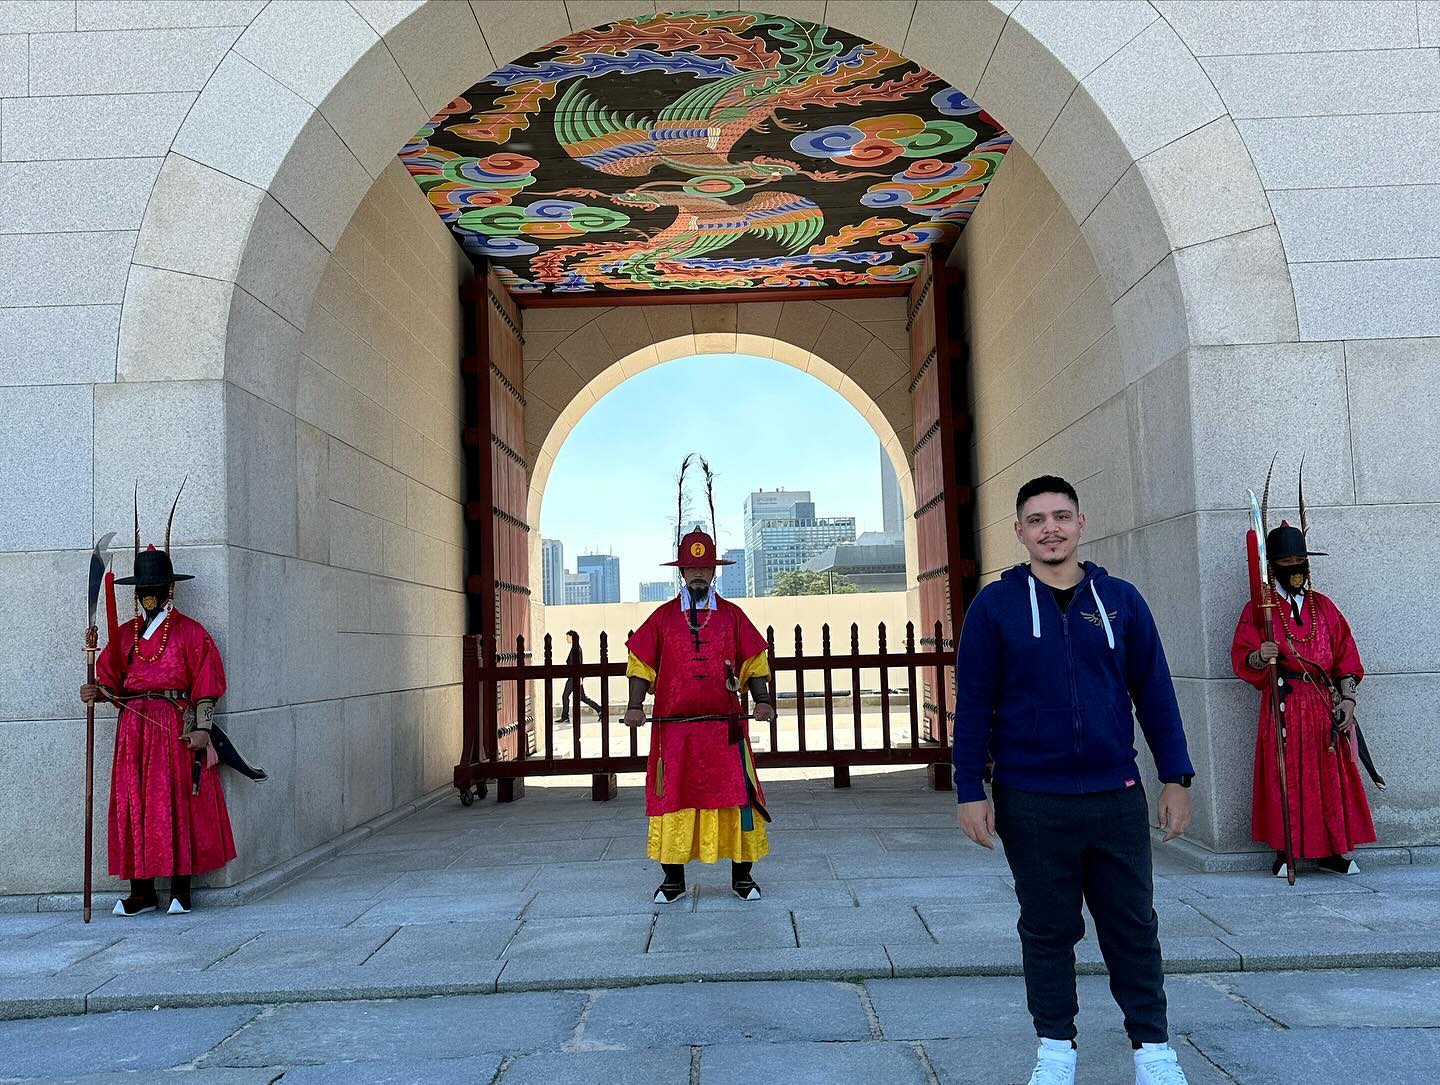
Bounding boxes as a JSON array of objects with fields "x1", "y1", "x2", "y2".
[{"x1": 3, "y1": 772, "x2": 1436, "y2": 1082}]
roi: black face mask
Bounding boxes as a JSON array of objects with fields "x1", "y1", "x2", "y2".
[
  {"x1": 137, "y1": 585, "x2": 167, "y2": 616},
  {"x1": 1273, "y1": 563, "x2": 1308, "y2": 594}
]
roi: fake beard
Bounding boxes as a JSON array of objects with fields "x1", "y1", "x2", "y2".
[{"x1": 686, "y1": 582, "x2": 709, "y2": 603}]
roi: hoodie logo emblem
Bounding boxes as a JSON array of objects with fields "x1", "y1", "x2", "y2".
[{"x1": 1082, "y1": 609, "x2": 1118, "y2": 628}]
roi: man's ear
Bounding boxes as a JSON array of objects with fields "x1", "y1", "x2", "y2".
[{"x1": 1013, "y1": 519, "x2": 1023, "y2": 542}]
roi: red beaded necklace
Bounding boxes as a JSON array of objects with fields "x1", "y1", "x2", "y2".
[
  {"x1": 1277, "y1": 586, "x2": 1318, "y2": 646},
  {"x1": 132, "y1": 608, "x2": 173, "y2": 663}
]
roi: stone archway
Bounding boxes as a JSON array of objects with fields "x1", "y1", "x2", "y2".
[
  {"x1": 518, "y1": 301, "x2": 924, "y2": 617},
  {"x1": 102, "y1": 0, "x2": 1299, "y2": 876}
]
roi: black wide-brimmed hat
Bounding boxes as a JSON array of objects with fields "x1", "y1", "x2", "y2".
[
  {"x1": 1267, "y1": 523, "x2": 1326, "y2": 562},
  {"x1": 114, "y1": 545, "x2": 194, "y2": 585}
]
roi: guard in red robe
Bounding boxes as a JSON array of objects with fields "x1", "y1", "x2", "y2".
[
  {"x1": 82, "y1": 542, "x2": 236, "y2": 915},
  {"x1": 624, "y1": 528, "x2": 776, "y2": 902},
  {"x1": 1232, "y1": 523, "x2": 1377, "y2": 877}
]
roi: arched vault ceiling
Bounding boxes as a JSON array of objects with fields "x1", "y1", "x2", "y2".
[{"x1": 402, "y1": 9, "x2": 1010, "y2": 295}]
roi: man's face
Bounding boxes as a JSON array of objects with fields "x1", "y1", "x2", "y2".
[
  {"x1": 1273, "y1": 555, "x2": 1307, "y2": 592},
  {"x1": 680, "y1": 567, "x2": 715, "y2": 593},
  {"x1": 1015, "y1": 494, "x2": 1084, "y2": 566}
]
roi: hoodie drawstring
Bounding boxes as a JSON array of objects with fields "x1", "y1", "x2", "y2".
[
  {"x1": 1090, "y1": 581, "x2": 1116, "y2": 650},
  {"x1": 1028, "y1": 576, "x2": 1041, "y2": 639}
]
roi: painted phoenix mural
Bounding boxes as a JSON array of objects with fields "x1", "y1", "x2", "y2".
[{"x1": 402, "y1": 10, "x2": 1011, "y2": 293}]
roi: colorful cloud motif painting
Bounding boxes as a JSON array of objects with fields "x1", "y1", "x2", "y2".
[{"x1": 402, "y1": 10, "x2": 1010, "y2": 293}]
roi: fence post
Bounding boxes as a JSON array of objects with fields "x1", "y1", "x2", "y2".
[
  {"x1": 928, "y1": 619, "x2": 953, "y2": 792},
  {"x1": 593, "y1": 631, "x2": 617, "y2": 801}
]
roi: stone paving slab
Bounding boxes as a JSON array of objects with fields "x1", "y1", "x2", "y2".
[
  {"x1": 794, "y1": 904, "x2": 933, "y2": 947},
  {"x1": 0, "y1": 974, "x2": 110, "y2": 1021},
  {"x1": 371, "y1": 917, "x2": 522, "y2": 964},
  {"x1": 693, "y1": 880, "x2": 855, "y2": 911},
  {"x1": 848, "y1": 875, "x2": 1015, "y2": 905},
  {"x1": 0, "y1": 914, "x2": 68, "y2": 938},
  {"x1": 307, "y1": 847, "x2": 464, "y2": 877},
  {"x1": 1302, "y1": 888, "x2": 1440, "y2": 931},
  {"x1": 1184, "y1": 893, "x2": 1371, "y2": 936},
  {"x1": 502, "y1": 914, "x2": 651, "y2": 958},
  {"x1": 649, "y1": 910, "x2": 798, "y2": 953},
  {"x1": 494, "y1": 946, "x2": 891, "y2": 993},
  {"x1": 278, "y1": 1057, "x2": 503, "y2": 1084},
  {"x1": 1187, "y1": 1026, "x2": 1440, "y2": 1085},
  {"x1": 351, "y1": 891, "x2": 535, "y2": 926},
  {"x1": 884, "y1": 935, "x2": 1245, "y2": 978},
  {"x1": 196, "y1": 992, "x2": 587, "y2": 1067},
  {"x1": 700, "y1": 1039, "x2": 931, "y2": 1085},
  {"x1": 382, "y1": 866, "x2": 541, "y2": 898},
  {"x1": 58, "y1": 933, "x2": 249, "y2": 977},
  {"x1": 497, "y1": 1048, "x2": 692, "y2": 1085},
  {"x1": 0, "y1": 933, "x2": 120, "y2": 977},
  {"x1": 524, "y1": 884, "x2": 675, "y2": 918},
  {"x1": 0, "y1": 1005, "x2": 259, "y2": 1078},
  {"x1": 580, "y1": 980, "x2": 868, "y2": 1047},
  {"x1": 84, "y1": 962, "x2": 506, "y2": 1013},
  {"x1": 1219, "y1": 967, "x2": 1440, "y2": 1028},
  {"x1": 1216, "y1": 930, "x2": 1440, "y2": 971},
  {"x1": 453, "y1": 838, "x2": 612, "y2": 866},
  {"x1": 210, "y1": 926, "x2": 397, "y2": 971}
]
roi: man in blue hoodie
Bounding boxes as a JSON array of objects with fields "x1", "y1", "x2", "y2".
[{"x1": 953, "y1": 476, "x2": 1195, "y2": 1085}]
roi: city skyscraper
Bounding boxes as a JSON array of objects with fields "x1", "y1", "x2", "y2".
[
  {"x1": 639, "y1": 580, "x2": 675, "y2": 602},
  {"x1": 563, "y1": 573, "x2": 592, "y2": 605},
  {"x1": 577, "y1": 553, "x2": 621, "y2": 604},
  {"x1": 719, "y1": 549, "x2": 747, "y2": 597},
  {"x1": 880, "y1": 445, "x2": 903, "y2": 541},
  {"x1": 541, "y1": 538, "x2": 564, "y2": 605},
  {"x1": 743, "y1": 488, "x2": 855, "y2": 596}
]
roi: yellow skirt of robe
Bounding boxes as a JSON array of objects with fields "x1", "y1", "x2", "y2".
[{"x1": 647, "y1": 807, "x2": 769, "y2": 864}]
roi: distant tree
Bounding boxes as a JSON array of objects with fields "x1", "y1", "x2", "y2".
[{"x1": 771, "y1": 569, "x2": 858, "y2": 596}]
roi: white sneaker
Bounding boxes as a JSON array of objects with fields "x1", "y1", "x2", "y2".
[
  {"x1": 1135, "y1": 1042, "x2": 1189, "y2": 1085},
  {"x1": 1027, "y1": 1038, "x2": 1076, "y2": 1085}
]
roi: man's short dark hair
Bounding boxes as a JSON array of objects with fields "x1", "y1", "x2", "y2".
[{"x1": 1016, "y1": 475, "x2": 1079, "y2": 518}]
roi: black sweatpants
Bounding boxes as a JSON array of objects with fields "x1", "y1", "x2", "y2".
[{"x1": 993, "y1": 782, "x2": 1167, "y2": 1044}]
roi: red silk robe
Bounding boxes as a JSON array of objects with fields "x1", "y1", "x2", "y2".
[
  {"x1": 97, "y1": 610, "x2": 236, "y2": 878},
  {"x1": 1231, "y1": 591, "x2": 1376, "y2": 858},
  {"x1": 627, "y1": 597, "x2": 769, "y2": 817}
]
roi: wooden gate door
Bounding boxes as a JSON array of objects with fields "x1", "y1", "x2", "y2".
[
  {"x1": 908, "y1": 252, "x2": 979, "y2": 758},
  {"x1": 460, "y1": 268, "x2": 531, "y2": 797}
]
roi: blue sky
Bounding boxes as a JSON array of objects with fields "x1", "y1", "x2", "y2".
[{"x1": 540, "y1": 353, "x2": 892, "y2": 600}]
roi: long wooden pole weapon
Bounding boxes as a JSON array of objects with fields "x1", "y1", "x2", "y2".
[
  {"x1": 1248, "y1": 492, "x2": 1295, "y2": 886},
  {"x1": 83, "y1": 532, "x2": 115, "y2": 922}
]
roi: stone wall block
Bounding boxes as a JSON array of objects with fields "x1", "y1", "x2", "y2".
[
  {"x1": 0, "y1": 551, "x2": 91, "y2": 720},
  {"x1": 1186, "y1": 342, "x2": 1352, "y2": 511},
  {"x1": 28, "y1": 26, "x2": 238, "y2": 94},
  {"x1": 0, "y1": 32, "x2": 27, "y2": 95},
  {"x1": 0, "y1": 1, "x2": 73, "y2": 33},
  {"x1": 525, "y1": 353, "x2": 585, "y2": 413},
  {"x1": 1155, "y1": 0, "x2": 1419, "y2": 56},
  {"x1": 469, "y1": 0, "x2": 569, "y2": 67},
  {"x1": 1173, "y1": 226, "x2": 1298, "y2": 347},
  {"x1": 271, "y1": 111, "x2": 376, "y2": 251},
  {"x1": 0, "y1": 231, "x2": 135, "y2": 307},
  {"x1": 1127, "y1": 347, "x2": 1195, "y2": 525},
  {"x1": 774, "y1": 300, "x2": 829, "y2": 351},
  {"x1": 736, "y1": 301, "x2": 784, "y2": 338},
  {"x1": 1135, "y1": 117, "x2": 1273, "y2": 252},
  {"x1": 225, "y1": 287, "x2": 302, "y2": 414},
  {"x1": 0, "y1": 717, "x2": 120, "y2": 895},
  {"x1": 296, "y1": 419, "x2": 331, "y2": 565},
  {"x1": 75, "y1": 1, "x2": 265, "y2": 30},
  {"x1": 172, "y1": 52, "x2": 317, "y2": 191},
  {"x1": 355, "y1": 0, "x2": 495, "y2": 116},
  {"x1": 556, "y1": 325, "x2": 618, "y2": 382},
  {"x1": 902, "y1": 0, "x2": 1011, "y2": 97},
  {"x1": 1353, "y1": 673, "x2": 1440, "y2": 846},
  {"x1": 1423, "y1": 0, "x2": 1440, "y2": 46},
  {"x1": 810, "y1": 311, "x2": 868, "y2": 370},
  {"x1": 1202, "y1": 48, "x2": 1440, "y2": 120},
  {"x1": 1237, "y1": 114, "x2": 1440, "y2": 190},
  {"x1": 389, "y1": 687, "x2": 427, "y2": 806},
  {"x1": 235, "y1": 195, "x2": 331, "y2": 328},
  {"x1": 132, "y1": 154, "x2": 265, "y2": 283},
  {"x1": 1112, "y1": 254, "x2": 1187, "y2": 384},
  {"x1": 423, "y1": 683, "x2": 462, "y2": 791},
  {"x1": 116, "y1": 265, "x2": 231, "y2": 382},
  {"x1": 292, "y1": 698, "x2": 346, "y2": 849},
  {"x1": 1344, "y1": 338, "x2": 1440, "y2": 505},
  {"x1": 215, "y1": 706, "x2": 297, "y2": 884},
  {"x1": 329, "y1": 500, "x2": 385, "y2": 577},
  {"x1": 844, "y1": 336, "x2": 907, "y2": 400},
  {"x1": 1034, "y1": 81, "x2": 1131, "y2": 226},
  {"x1": 225, "y1": 384, "x2": 299, "y2": 557},
  {"x1": 0, "y1": 305, "x2": 119, "y2": 386},
  {"x1": 977, "y1": 0, "x2": 1156, "y2": 151},
  {"x1": 1, "y1": 157, "x2": 160, "y2": 233},
  {"x1": 1080, "y1": 163, "x2": 1167, "y2": 300},
  {"x1": 1292, "y1": 258, "x2": 1440, "y2": 342},
  {"x1": 344, "y1": 692, "x2": 395, "y2": 827},
  {"x1": 1269, "y1": 185, "x2": 1440, "y2": 264},
  {"x1": 94, "y1": 380, "x2": 226, "y2": 545}
]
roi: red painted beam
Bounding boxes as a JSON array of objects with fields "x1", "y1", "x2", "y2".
[{"x1": 513, "y1": 284, "x2": 911, "y2": 308}]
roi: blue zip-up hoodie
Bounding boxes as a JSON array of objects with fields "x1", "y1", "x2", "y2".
[{"x1": 951, "y1": 562, "x2": 1194, "y2": 803}]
